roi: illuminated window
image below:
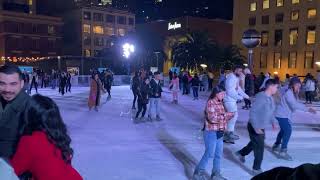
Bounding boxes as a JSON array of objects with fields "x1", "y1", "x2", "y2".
[
  {"x1": 118, "y1": 28, "x2": 126, "y2": 36},
  {"x1": 263, "y1": 0, "x2": 269, "y2": 9},
  {"x1": 289, "y1": 28, "x2": 298, "y2": 45},
  {"x1": 292, "y1": 0, "x2": 299, "y2": 4},
  {"x1": 291, "y1": 11, "x2": 299, "y2": 21},
  {"x1": 308, "y1": 9, "x2": 317, "y2": 19},
  {"x1": 261, "y1": 31, "x2": 269, "y2": 46},
  {"x1": 93, "y1": 26, "x2": 104, "y2": 34},
  {"x1": 274, "y1": 29, "x2": 283, "y2": 46},
  {"x1": 260, "y1": 52, "x2": 267, "y2": 68},
  {"x1": 250, "y1": 2, "x2": 257, "y2": 11},
  {"x1": 305, "y1": 51, "x2": 314, "y2": 68},
  {"x1": 274, "y1": 52, "x2": 281, "y2": 69},
  {"x1": 289, "y1": 52, "x2": 297, "y2": 68},
  {"x1": 105, "y1": 27, "x2": 114, "y2": 36},
  {"x1": 306, "y1": 26, "x2": 316, "y2": 44},
  {"x1": 29, "y1": 0, "x2": 33, "y2": 5},
  {"x1": 83, "y1": 24, "x2": 91, "y2": 33},
  {"x1": 276, "y1": 0, "x2": 283, "y2": 7},
  {"x1": 84, "y1": 49, "x2": 91, "y2": 57}
]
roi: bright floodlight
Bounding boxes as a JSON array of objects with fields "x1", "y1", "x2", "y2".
[{"x1": 123, "y1": 43, "x2": 135, "y2": 58}]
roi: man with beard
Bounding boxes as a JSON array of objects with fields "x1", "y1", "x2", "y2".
[
  {"x1": 0, "y1": 64, "x2": 30, "y2": 159},
  {"x1": 223, "y1": 65, "x2": 249, "y2": 144}
]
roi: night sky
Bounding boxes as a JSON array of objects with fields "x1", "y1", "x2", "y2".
[{"x1": 133, "y1": 0, "x2": 234, "y2": 23}]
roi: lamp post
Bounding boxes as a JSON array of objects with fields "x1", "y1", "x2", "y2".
[
  {"x1": 241, "y1": 29, "x2": 261, "y2": 71},
  {"x1": 154, "y1": 51, "x2": 161, "y2": 72},
  {"x1": 122, "y1": 43, "x2": 135, "y2": 75}
]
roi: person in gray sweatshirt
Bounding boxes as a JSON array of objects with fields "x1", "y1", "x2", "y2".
[
  {"x1": 236, "y1": 79, "x2": 279, "y2": 176},
  {"x1": 272, "y1": 77, "x2": 316, "y2": 161}
]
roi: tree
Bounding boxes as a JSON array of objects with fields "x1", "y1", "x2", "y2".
[
  {"x1": 171, "y1": 31, "x2": 216, "y2": 69},
  {"x1": 215, "y1": 45, "x2": 246, "y2": 70}
]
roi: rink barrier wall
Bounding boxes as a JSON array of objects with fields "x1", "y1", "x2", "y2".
[{"x1": 72, "y1": 75, "x2": 131, "y2": 87}]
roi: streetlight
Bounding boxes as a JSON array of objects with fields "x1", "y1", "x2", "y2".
[
  {"x1": 122, "y1": 43, "x2": 135, "y2": 75},
  {"x1": 242, "y1": 29, "x2": 261, "y2": 71}
]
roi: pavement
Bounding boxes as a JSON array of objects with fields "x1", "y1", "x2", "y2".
[{"x1": 30, "y1": 86, "x2": 320, "y2": 180}]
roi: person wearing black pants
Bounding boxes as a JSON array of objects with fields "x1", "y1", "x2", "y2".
[
  {"x1": 243, "y1": 68, "x2": 255, "y2": 109},
  {"x1": 59, "y1": 73, "x2": 67, "y2": 96},
  {"x1": 66, "y1": 73, "x2": 72, "y2": 93},
  {"x1": 30, "y1": 72, "x2": 38, "y2": 94},
  {"x1": 131, "y1": 72, "x2": 140, "y2": 109},
  {"x1": 235, "y1": 79, "x2": 279, "y2": 176},
  {"x1": 135, "y1": 78, "x2": 150, "y2": 120}
]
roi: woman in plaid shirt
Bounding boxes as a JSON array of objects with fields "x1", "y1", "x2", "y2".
[{"x1": 193, "y1": 86, "x2": 234, "y2": 180}]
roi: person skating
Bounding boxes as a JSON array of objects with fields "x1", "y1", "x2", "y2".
[
  {"x1": 182, "y1": 72, "x2": 189, "y2": 95},
  {"x1": 59, "y1": 73, "x2": 67, "y2": 96},
  {"x1": 135, "y1": 78, "x2": 151, "y2": 121},
  {"x1": 223, "y1": 65, "x2": 249, "y2": 144},
  {"x1": 131, "y1": 72, "x2": 140, "y2": 110},
  {"x1": 11, "y1": 94, "x2": 83, "y2": 180},
  {"x1": 104, "y1": 70, "x2": 113, "y2": 100},
  {"x1": 235, "y1": 79, "x2": 279, "y2": 176},
  {"x1": 148, "y1": 72, "x2": 162, "y2": 121},
  {"x1": 66, "y1": 72, "x2": 72, "y2": 93},
  {"x1": 88, "y1": 74, "x2": 103, "y2": 112},
  {"x1": 169, "y1": 72, "x2": 179, "y2": 104},
  {"x1": 304, "y1": 74, "x2": 316, "y2": 104},
  {"x1": 29, "y1": 71, "x2": 38, "y2": 94},
  {"x1": 193, "y1": 86, "x2": 234, "y2": 180},
  {"x1": 243, "y1": 68, "x2": 255, "y2": 110},
  {"x1": 272, "y1": 77, "x2": 317, "y2": 161},
  {"x1": 191, "y1": 73, "x2": 200, "y2": 100}
]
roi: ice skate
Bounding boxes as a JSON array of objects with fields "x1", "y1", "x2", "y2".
[
  {"x1": 278, "y1": 150, "x2": 293, "y2": 161},
  {"x1": 211, "y1": 172, "x2": 227, "y2": 180},
  {"x1": 192, "y1": 170, "x2": 206, "y2": 180},
  {"x1": 234, "y1": 151, "x2": 245, "y2": 163}
]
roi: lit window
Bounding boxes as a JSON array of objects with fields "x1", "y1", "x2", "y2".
[
  {"x1": 289, "y1": 28, "x2": 298, "y2": 45},
  {"x1": 93, "y1": 26, "x2": 104, "y2": 34},
  {"x1": 274, "y1": 29, "x2": 283, "y2": 46},
  {"x1": 263, "y1": 0, "x2": 269, "y2": 9},
  {"x1": 291, "y1": 11, "x2": 299, "y2": 21},
  {"x1": 260, "y1": 52, "x2": 267, "y2": 68},
  {"x1": 289, "y1": 52, "x2": 297, "y2": 68},
  {"x1": 305, "y1": 51, "x2": 314, "y2": 68},
  {"x1": 250, "y1": 2, "x2": 257, "y2": 11},
  {"x1": 292, "y1": 0, "x2": 299, "y2": 4},
  {"x1": 84, "y1": 49, "x2": 91, "y2": 57},
  {"x1": 118, "y1": 28, "x2": 126, "y2": 36},
  {"x1": 306, "y1": 26, "x2": 316, "y2": 44},
  {"x1": 308, "y1": 9, "x2": 317, "y2": 19},
  {"x1": 105, "y1": 27, "x2": 114, "y2": 36},
  {"x1": 276, "y1": 0, "x2": 283, "y2": 7},
  {"x1": 83, "y1": 24, "x2": 91, "y2": 33},
  {"x1": 274, "y1": 52, "x2": 281, "y2": 69},
  {"x1": 261, "y1": 31, "x2": 269, "y2": 46},
  {"x1": 29, "y1": 0, "x2": 33, "y2": 5}
]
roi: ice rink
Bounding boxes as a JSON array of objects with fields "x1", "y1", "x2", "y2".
[{"x1": 33, "y1": 86, "x2": 320, "y2": 180}]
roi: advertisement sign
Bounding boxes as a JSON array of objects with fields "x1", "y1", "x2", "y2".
[
  {"x1": 168, "y1": 22, "x2": 182, "y2": 30},
  {"x1": 19, "y1": 66, "x2": 33, "y2": 73}
]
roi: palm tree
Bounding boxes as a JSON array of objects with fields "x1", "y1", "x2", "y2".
[{"x1": 172, "y1": 31, "x2": 216, "y2": 69}]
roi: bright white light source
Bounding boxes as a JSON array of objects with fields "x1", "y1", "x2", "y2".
[
  {"x1": 315, "y1": 62, "x2": 320, "y2": 66},
  {"x1": 243, "y1": 63, "x2": 248, "y2": 67},
  {"x1": 123, "y1": 43, "x2": 135, "y2": 58},
  {"x1": 200, "y1": 64, "x2": 207, "y2": 68},
  {"x1": 274, "y1": 71, "x2": 279, "y2": 75}
]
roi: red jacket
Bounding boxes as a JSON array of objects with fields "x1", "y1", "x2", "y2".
[{"x1": 10, "y1": 131, "x2": 83, "y2": 180}]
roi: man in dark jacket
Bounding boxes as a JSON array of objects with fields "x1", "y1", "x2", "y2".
[
  {"x1": 148, "y1": 72, "x2": 162, "y2": 121},
  {"x1": 0, "y1": 64, "x2": 30, "y2": 159},
  {"x1": 131, "y1": 72, "x2": 140, "y2": 109}
]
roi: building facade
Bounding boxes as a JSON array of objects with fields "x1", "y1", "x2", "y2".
[
  {"x1": 137, "y1": 16, "x2": 232, "y2": 74},
  {"x1": 233, "y1": 0, "x2": 320, "y2": 79},
  {"x1": 64, "y1": 6, "x2": 135, "y2": 57},
  {"x1": 0, "y1": 6, "x2": 63, "y2": 63}
]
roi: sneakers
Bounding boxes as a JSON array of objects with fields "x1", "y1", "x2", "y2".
[
  {"x1": 223, "y1": 132, "x2": 235, "y2": 144},
  {"x1": 234, "y1": 151, "x2": 245, "y2": 163},
  {"x1": 192, "y1": 170, "x2": 206, "y2": 180},
  {"x1": 252, "y1": 169, "x2": 263, "y2": 176},
  {"x1": 211, "y1": 172, "x2": 227, "y2": 180},
  {"x1": 278, "y1": 150, "x2": 293, "y2": 161},
  {"x1": 229, "y1": 132, "x2": 240, "y2": 140},
  {"x1": 272, "y1": 144, "x2": 281, "y2": 153}
]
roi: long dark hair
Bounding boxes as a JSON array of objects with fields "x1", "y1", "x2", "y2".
[
  {"x1": 21, "y1": 94, "x2": 73, "y2": 164},
  {"x1": 208, "y1": 85, "x2": 226, "y2": 101}
]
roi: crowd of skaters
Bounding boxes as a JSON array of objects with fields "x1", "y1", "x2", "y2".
[
  {"x1": 192, "y1": 65, "x2": 319, "y2": 180},
  {"x1": 21, "y1": 69, "x2": 72, "y2": 96}
]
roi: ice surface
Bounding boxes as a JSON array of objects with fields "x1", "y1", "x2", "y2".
[{"x1": 33, "y1": 86, "x2": 320, "y2": 180}]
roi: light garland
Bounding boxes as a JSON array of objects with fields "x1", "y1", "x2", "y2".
[{"x1": 1, "y1": 56, "x2": 46, "y2": 63}]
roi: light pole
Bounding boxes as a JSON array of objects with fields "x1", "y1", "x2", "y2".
[
  {"x1": 122, "y1": 43, "x2": 135, "y2": 75},
  {"x1": 241, "y1": 29, "x2": 261, "y2": 71},
  {"x1": 154, "y1": 51, "x2": 161, "y2": 72}
]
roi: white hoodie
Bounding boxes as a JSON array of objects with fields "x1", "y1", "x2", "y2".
[{"x1": 224, "y1": 73, "x2": 249, "y2": 103}]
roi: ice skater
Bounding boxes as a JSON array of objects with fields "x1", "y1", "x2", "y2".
[
  {"x1": 135, "y1": 78, "x2": 151, "y2": 121},
  {"x1": 131, "y1": 72, "x2": 140, "y2": 110},
  {"x1": 193, "y1": 86, "x2": 234, "y2": 180},
  {"x1": 148, "y1": 72, "x2": 162, "y2": 121},
  {"x1": 223, "y1": 65, "x2": 249, "y2": 144},
  {"x1": 272, "y1": 77, "x2": 316, "y2": 160},
  {"x1": 235, "y1": 79, "x2": 279, "y2": 175},
  {"x1": 29, "y1": 72, "x2": 38, "y2": 94},
  {"x1": 169, "y1": 72, "x2": 179, "y2": 104}
]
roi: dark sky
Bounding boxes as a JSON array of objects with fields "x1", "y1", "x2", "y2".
[{"x1": 133, "y1": 0, "x2": 234, "y2": 23}]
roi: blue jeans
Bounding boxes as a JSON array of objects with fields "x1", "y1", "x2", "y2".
[
  {"x1": 275, "y1": 117, "x2": 292, "y2": 150},
  {"x1": 192, "y1": 86, "x2": 199, "y2": 98},
  {"x1": 195, "y1": 131, "x2": 223, "y2": 174},
  {"x1": 148, "y1": 98, "x2": 160, "y2": 117}
]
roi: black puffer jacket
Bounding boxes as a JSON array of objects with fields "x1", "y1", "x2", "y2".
[{"x1": 149, "y1": 79, "x2": 162, "y2": 98}]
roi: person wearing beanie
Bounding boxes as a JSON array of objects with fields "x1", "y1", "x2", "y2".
[{"x1": 272, "y1": 77, "x2": 317, "y2": 161}]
